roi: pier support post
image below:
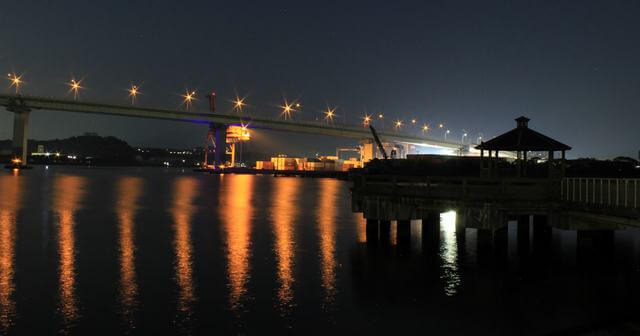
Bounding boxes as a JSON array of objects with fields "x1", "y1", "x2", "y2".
[
  {"x1": 493, "y1": 226, "x2": 508, "y2": 261},
  {"x1": 11, "y1": 110, "x2": 31, "y2": 165},
  {"x1": 379, "y1": 220, "x2": 391, "y2": 246},
  {"x1": 477, "y1": 229, "x2": 493, "y2": 264},
  {"x1": 397, "y1": 220, "x2": 411, "y2": 253},
  {"x1": 212, "y1": 123, "x2": 227, "y2": 168},
  {"x1": 422, "y1": 212, "x2": 440, "y2": 254},
  {"x1": 532, "y1": 215, "x2": 552, "y2": 264},
  {"x1": 517, "y1": 215, "x2": 530, "y2": 257},
  {"x1": 366, "y1": 219, "x2": 378, "y2": 246}
]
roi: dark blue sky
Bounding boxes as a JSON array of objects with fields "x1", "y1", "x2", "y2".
[{"x1": 1, "y1": 1, "x2": 639, "y2": 158}]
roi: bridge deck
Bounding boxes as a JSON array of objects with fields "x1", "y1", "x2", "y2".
[{"x1": 0, "y1": 94, "x2": 461, "y2": 149}]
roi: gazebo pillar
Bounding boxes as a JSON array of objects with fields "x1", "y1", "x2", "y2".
[{"x1": 488, "y1": 150, "x2": 493, "y2": 176}]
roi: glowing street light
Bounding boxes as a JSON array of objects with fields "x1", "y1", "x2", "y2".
[
  {"x1": 444, "y1": 129, "x2": 451, "y2": 140},
  {"x1": 422, "y1": 123, "x2": 430, "y2": 133},
  {"x1": 128, "y1": 84, "x2": 140, "y2": 104},
  {"x1": 280, "y1": 100, "x2": 296, "y2": 120},
  {"x1": 411, "y1": 118, "x2": 416, "y2": 124},
  {"x1": 7, "y1": 73, "x2": 23, "y2": 93},
  {"x1": 363, "y1": 114, "x2": 372, "y2": 126},
  {"x1": 394, "y1": 119, "x2": 403, "y2": 131},
  {"x1": 461, "y1": 132, "x2": 468, "y2": 143},
  {"x1": 233, "y1": 96, "x2": 246, "y2": 111},
  {"x1": 182, "y1": 90, "x2": 197, "y2": 110},
  {"x1": 438, "y1": 123, "x2": 444, "y2": 129},
  {"x1": 323, "y1": 107, "x2": 336, "y2": 123},
  {"x1": 67, "y1": 79, "x2": 83, "y2": 100}
]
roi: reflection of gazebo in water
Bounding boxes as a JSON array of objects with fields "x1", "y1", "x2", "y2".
[{"x1": 476, "y1": 116, "x2": 571, "y2": 178}]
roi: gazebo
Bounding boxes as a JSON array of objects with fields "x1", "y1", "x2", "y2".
[{"x1": 475, "y1": 116, "x2": 571, "y2": 178}]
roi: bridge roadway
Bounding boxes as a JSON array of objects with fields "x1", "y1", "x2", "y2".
[{"x1": 0, "y1": 93, "x2": 461, "y2": 149}]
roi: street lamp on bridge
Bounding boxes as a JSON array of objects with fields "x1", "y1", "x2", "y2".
[
  {"x1": 324, "y1": 106, "x2": 336, "y2": 123},
  {"x1": 182, "y1": 90, "x2": 196, "y2": 110},
  {"x1": 67, "y1": 79, "x2": 83, "y2": 100},
  {"x1": 363, "y1": 114, "x2": 372, "y2": 127},
  {"x1": 394, "y1": 119, "x2": 403, "y2": 131},
  {"x1": 233, "y1": 96, "x2": 246, "y2": 111},
  {"x1": 7, "y1": 73, "x2": 23, "y2": 93},
  {"x1": 280, "y1": 100, "x2": 296, "y2": 120},
  {"x1": 128, "y1": 85, "x2": 140, "y2": 105}
]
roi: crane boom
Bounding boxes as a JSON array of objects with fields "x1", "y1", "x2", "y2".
[{"x1": 368, "y1": 125, "x2": 388, "y2": 160}]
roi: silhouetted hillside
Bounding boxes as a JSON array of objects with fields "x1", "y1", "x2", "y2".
[{"x1": 0, "y1": 135, "x2": 136, "y2": 164}]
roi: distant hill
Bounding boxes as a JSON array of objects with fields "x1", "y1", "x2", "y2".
[{"x1": 0, "y1": 135, "x2": 136, "y2": 164}]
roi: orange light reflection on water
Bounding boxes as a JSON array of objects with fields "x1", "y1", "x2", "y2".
[
  {"x1": 0, "y1": 176, "x2": 21, "y2": 331},
  {"x1": 222, "y1": 175, "x2": 253, "y2": 311},
  {"x1": 171, "y1": 177, "x2": 198, "y2": 314},
  {"x1": 272, "y1": 177, "x2": 300, "y2": 310},
  {"x1": 53, "y1": 176, "x2": 86, "y2": 326},
  {"x1": 116, "y1": 177, "x2": 143, "y2": 323},
  {"x1": 317, "y1": 179, "x2": 339, "y2": 304}
]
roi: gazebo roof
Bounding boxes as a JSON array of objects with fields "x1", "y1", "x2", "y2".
[{"x1": 475, "y1": 116, "x2": 571, "y2": 152}]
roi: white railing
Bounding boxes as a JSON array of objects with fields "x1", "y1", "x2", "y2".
[{"x1": 562, "y1": 178, "x2": 639, "y2": 209}]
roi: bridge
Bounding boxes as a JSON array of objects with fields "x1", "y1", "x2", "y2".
[{"x1": 0, "y1": 94, "x2": 463, "y2": 166}]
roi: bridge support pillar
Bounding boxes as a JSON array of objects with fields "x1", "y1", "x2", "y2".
[
  {"x1": 211, "y1": 123, "x2": 227, "y2": 168},
  {"x1": 366, "y1": 219, "x2": 378, "y2": 246},
  {"x1": 11, "y1": 110, "x2": 31, "y2": 165}
]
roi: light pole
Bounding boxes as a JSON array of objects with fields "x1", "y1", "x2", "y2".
[
  {"x1": 461, "y1": 132, "x2": 467, "y2": 144},
  {"x1": 444, "y1": 129, "x2": 450, "y2": 141}
]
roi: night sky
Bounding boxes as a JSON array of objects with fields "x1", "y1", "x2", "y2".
[{"x1": 1, "y1": 1, "x2": 639, "y2": 158}]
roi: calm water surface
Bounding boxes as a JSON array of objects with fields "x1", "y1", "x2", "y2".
[{"x1": 0, "y1": 167, "x2": 639, "y2": 335}]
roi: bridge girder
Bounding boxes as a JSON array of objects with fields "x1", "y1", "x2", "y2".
[{"x1": 0, "y1": 94, "x2": 462, "y2": 150}]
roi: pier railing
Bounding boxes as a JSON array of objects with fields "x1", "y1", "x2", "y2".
[
  {"x1": 354, "y1": 175, "x2": 560, "y2": 202},
  {"x1": 562, "y1": 178, "x2": 639, "y2": 209}
]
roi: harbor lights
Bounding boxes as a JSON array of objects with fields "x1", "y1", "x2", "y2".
[
  {"x1": 7, "y1": 73, "x2": 23, "y2": 93},
  {"x1": 67, "y1": 79, "x2": 83, "y2": 100},
  {"x1": 182, "y1": 90, "x2": 196, "y2": 110},
  {"x1": 422, "y1": 123, "x2": 430, "y2": 134},
  {"x1": 128, "y1": 85, "x2": 140, "y2": 104}
]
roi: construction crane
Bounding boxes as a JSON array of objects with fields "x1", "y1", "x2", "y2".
[{"x1": 369, "y1": 125, "x2": 388, "y2": 159}]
